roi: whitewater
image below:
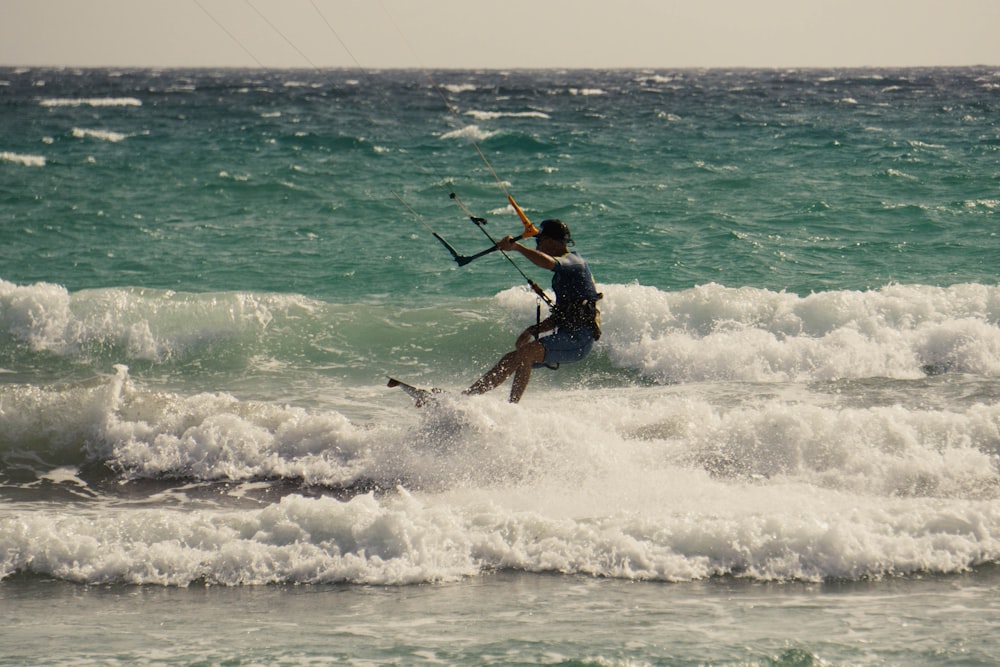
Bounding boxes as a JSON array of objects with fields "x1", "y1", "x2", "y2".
[{"x1": 3, "y1": 278, "x2": 999, "y2": 585}]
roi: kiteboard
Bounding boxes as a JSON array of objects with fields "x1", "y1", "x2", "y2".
[{"x1": 387, "y1": 377, "x2": 445, "y2": 407}]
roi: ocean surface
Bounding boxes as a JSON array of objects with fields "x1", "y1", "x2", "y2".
[{"x1": 1, "y1": 64, "x2": 999, "y2": 665}]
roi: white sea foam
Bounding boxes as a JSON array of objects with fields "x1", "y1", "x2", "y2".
[
  {"x1": 464, "y1": 110, "x2": 551, "y2": 121},
  {"x1": 39, "y1": 97, "x2": 142, "y2": 107},
  {"x1": 440, "y1": 124, "x2": 497, "y2": 142},
  {"x1": 2, "y1": 472, "x2": 999, "y2": 585},
  {"x1": 2, "y1": 355, "x2": 1000, "y2": 585},
  {"x1": 72, "y1": 128, "x2": 129, "y2": 142},
  {"x1": 4, "y1": 351, "x2": 997, "y2": 496},
  {"x1": 638, "y1": 74, "x2": 675, "y2": 85},
  {"x1": 2, "y1": 279, "x2": 999, "y2": 585},
  {"x1": 587, "y1": 282, "x2": 1000, "y2": 382},
  {"x1": 0, "y1": 280, "x2": 281, "y2": 361},
  {"x1": 0, "y1": 280, "x2": 75, "y2": 353},
  {"x1": 3, "y1": 279, "x2": 998, "y2": 383},
  {"x1": 0, "y1": 151, "x2": 45, "y2": 167},
  {"x1": 442, "y1": 83, "x2": 477, "y2": 94}
]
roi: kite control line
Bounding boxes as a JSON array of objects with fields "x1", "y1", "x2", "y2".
[{"x1": 392, "y1": 192, "x2": 478, "y2": 267}]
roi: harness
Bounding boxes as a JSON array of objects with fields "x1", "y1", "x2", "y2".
[{"x1": 550, "y1": 293, "x2": 603, "y2": 341}]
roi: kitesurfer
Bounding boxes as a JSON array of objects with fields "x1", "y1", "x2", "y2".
[{"x1": 464, "y1": 219, "x2": 601, "y2": 403}]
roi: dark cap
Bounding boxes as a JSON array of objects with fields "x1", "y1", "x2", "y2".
[{"x1": 538, "y1": 219, "x2": 571, "y2": 242}]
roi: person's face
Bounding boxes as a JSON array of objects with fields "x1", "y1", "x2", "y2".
[{"x1": 535, "y1": 235, "x2": 560, "y2": 252}]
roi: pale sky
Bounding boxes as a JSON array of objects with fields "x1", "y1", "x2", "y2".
[{"x1": 2, "y1": 0, "x2": 998, "y2": 69}]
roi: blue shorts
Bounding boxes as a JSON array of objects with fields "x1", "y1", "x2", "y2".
[{"x1": 534, "y1": 329, "x2": 594, "y2": 369}]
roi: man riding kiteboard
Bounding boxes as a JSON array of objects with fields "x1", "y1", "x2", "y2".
[{"x1": 464, "y1": 218, "x2": 601, "y2": 403}]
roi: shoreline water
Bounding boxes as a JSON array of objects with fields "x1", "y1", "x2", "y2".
[{"x1": 5, "y1": 569, "x2": 1000, "y2": 666}]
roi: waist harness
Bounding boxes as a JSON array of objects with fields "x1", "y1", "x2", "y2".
[{"x1": 551, "y1": 293, "x2": 603, "y2": 341}]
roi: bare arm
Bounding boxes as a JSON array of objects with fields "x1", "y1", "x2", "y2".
[{"x1": 496, "y1": 236, "x2": 556, "y2": 271}]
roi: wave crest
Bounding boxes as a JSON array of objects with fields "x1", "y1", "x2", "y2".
[{"x1": 595, "y1": 282, "x2": 1000, "y2": 382}]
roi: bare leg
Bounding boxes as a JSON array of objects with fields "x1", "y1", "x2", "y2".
[
  {"x1": 465, "y1": 341, "x2": 545, "y2": 403},
  {"x1": 464, "y1": 350, "x2": 518, "y2": 396},
  {"x1": 509, "y1": 356, "x2": 534, "y2": 403}
]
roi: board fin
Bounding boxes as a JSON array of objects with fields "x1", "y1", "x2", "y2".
[{"x1": 387, "y1": 377, "x2": 445, "y2": 408}]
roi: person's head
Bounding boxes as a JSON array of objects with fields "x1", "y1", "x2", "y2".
[{"x1": 535, "y1": 219, "x2": 573, "y2": 249}]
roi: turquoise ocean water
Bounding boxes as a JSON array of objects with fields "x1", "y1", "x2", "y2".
[{"x1": 2, "y1": 66, "x2": 1000, "y2": 665}]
